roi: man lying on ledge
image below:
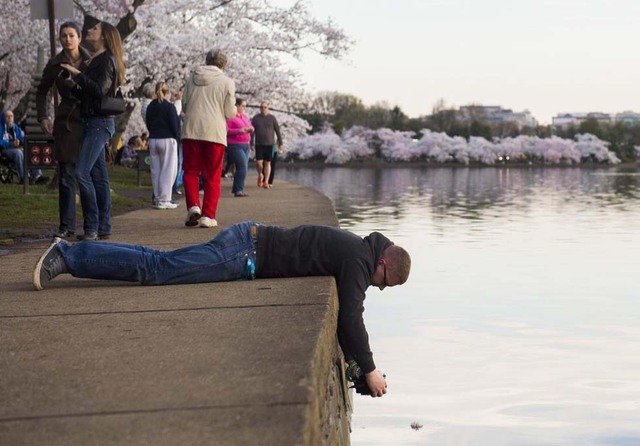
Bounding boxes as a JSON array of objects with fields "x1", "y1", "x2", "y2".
[{"x1": 33, "y1": 221, "x2": 411, "y2": 397}]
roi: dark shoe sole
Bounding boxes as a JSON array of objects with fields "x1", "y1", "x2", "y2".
[
  {"x1": 53, "y1": 230, "x2": 75, "y2": 239},
  {"x1": 185, "y1": 212, "x2": 201, "y2": 227},
  {"x1": 77, "y1": 233, "x2": 98, "y2": 241},
  {"x1": 33, "y1": 237, "x2": 62, "y2": 290}
]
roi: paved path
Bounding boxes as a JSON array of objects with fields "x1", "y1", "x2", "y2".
[{"x1": 0, "y1": 180, "x2": 350, "y2": 445}]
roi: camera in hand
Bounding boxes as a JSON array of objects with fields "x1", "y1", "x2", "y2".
[
  {"x1": 346, "y1": 360, "x2": 386, "y2": 396},
  {"x1": 59, "y1": 69, "x2": 71, "y2": 79},
  {"x1": 351, "y1": 374, "x2": 373, "y2": 395}
]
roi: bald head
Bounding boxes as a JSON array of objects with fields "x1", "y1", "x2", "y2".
[{"x1": 4, "y1": 110, "x2": 14, "y2": 125}]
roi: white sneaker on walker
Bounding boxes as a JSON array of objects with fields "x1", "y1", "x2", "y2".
[
  {"x1": 154, "y1": 201, "x2": 179, "y2": 210},
  {"x1": 185, "y1": 206, "x2": 201, "y2": 227},
  {"x1": 199, "y1": 216, "x2": 218, "y2": 228}
]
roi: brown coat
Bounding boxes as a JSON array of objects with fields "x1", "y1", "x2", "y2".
[{"x1": 36, "y1": 47, "x2": 91, "y2": 163}]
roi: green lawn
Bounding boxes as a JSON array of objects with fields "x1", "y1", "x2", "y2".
[{"x1": 0, "y1": 165, "x2": 152, "y2": 238}]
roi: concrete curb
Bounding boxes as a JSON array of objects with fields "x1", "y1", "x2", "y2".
[{"x1": 0, "y1": 180, "x2": 351, "y2": 445}]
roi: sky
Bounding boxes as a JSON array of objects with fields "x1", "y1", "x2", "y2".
[{"x1": 273, "y1": 0, "x2": 640, "y2": 124}]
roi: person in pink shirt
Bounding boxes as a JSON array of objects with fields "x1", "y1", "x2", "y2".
[{"x1": 225, "y1": 98, "x2": 254, "y2": 197}]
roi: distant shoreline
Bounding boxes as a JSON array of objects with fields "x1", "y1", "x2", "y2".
[{"x1": 277, "y1": 158, "x2": 640, "y2": 169}]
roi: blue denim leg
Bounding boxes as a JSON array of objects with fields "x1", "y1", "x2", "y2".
[
  {"x1": 173, "y1": 142, "x2": 183, "y2": 191},
  {"x1": 58, "y1": 162, "x2": 76, "y2": 232},
  {"x1": 59, "y1": 221, "x2": 258, "y2": 285},
  {"x1": 3, "y1": 148, "x2": 24, "y2": 180},
  {"x1": 76, "y1": 117, "x2": 114, "y2": 234},
  {"x1": 91, "y1": 153, "x2": 112, "y2": 235},
  {"x1": 226, "y1": 143, "x2": 249, "y2": 194}
]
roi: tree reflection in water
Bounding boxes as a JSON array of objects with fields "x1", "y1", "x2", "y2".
[{"x1": 278, "y1": 165, "x2": 640, "y2": 446}]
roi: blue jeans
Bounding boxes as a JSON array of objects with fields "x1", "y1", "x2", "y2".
[
  {"x1": 59, "y1": 221, "x2": 259, "y2": 285},
  {"x1": 76, "y1": 117, "x2": 114, "y2": 235},
  {"x1": 58, "y1": 161, "x2": 76, "y2": 232},
  {"x1": 225, "y1": 143, "x2": 249, "y2": 194},
  {"x1": 173, "y1": 140, "x2": 183, "y2": 191},
  {"x1": 2, "y1": 148, "x2": 43, "y2": 181},
  {"x1": 2, "y1": 148, "x2": 24, "y2": 180}
]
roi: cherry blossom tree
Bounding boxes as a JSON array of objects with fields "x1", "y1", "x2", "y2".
[
  {"x1": 377, "y1": 128, "x2": 417, "y2": 161},
  {"x1": 0, "y1": 1, "x2": 48, "y2": 110},
  {"x1": 1, "y1": 0, "x2": 351, "y2": 140},
  {"x1": 466, "y1": 136, "x2": 497, "y2": 165},
  {"x1": 574, "y1": 133, "x2": 620, "y2": 163},
  {"x1": 341, "y1": 126, "x2": 375, "y2": 159},
  {"x1": 286, "y1": 127, "x2": 621, "y2": 165}
]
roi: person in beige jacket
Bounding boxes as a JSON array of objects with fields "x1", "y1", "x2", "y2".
[{"x1": 181, "y1": 49, "x2": 236, "y2": 228}]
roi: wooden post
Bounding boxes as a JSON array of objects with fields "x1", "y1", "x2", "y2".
[{"x1": 46, "y1": 0, "x2": 59, "y2": 110}]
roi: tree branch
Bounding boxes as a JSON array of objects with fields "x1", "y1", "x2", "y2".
[{"x1": 74, "y1": 0, "x2": 87, "y2": 15}]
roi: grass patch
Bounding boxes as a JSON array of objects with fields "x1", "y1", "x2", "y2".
[{"x1": 0, "y1": 165, "x2": 152, "y2": 237}]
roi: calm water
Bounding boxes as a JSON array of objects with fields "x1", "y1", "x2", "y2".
[{"x1": 277, "y1": 165, "x2": 640, "y2": 446}]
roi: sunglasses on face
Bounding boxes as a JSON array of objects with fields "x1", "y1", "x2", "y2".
[{"x1": 383, "y1": 264, "x2": 390, "y2": 287}]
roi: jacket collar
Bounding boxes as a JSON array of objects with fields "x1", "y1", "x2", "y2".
[{"x1": 51, "y1": 46, "x2": 92, "y2": 65}]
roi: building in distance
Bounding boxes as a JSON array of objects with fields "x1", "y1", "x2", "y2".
[
  {"x1": 457, "y1": 105, "x2": 537, "y2": 130},
  {"x1": 552, "y1": 111, "x2": 640, "y2": 129}
]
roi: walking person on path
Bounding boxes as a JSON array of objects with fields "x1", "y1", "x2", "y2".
[
  {"x1": 60, "y1": 18, "x2": 126, "y2": 241},
  {"x1": 146, "y1": 81, "x2": 181, "y2": 210},
  {"x1": 267, "y1": 141, "x2": 283, "y2": 187},
  {"x1": 33, "y1": 221, "x2": 411, "y2": 398},
  {"x1": 251, "y1": 101, "x2": 282, "y2": 189},
  {"x1": 225, "y1": 98, "x2": 253, "y2": 197},
  {"x1": 36, "y1": 21, "x2": 92, "y2": 239},
  {"x1": 180, "y1": 49, "x2": 236, "y2": 228}
]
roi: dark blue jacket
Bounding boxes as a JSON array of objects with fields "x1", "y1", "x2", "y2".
[{"x1": 145, "y1": 99, "x2": 180, "y2": 140}]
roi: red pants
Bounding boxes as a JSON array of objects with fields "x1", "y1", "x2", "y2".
[{"x1": 181, "y1": 139, "x2": 225, "y2": 219}]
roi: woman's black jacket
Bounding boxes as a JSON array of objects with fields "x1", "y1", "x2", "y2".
[{"x1": 73, "y1": 51, "x2": 118, "y2": 118}]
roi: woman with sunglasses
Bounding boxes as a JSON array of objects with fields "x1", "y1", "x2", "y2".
[{"x1": 60, "y1": 20, "x2": 125, "y2": 241}]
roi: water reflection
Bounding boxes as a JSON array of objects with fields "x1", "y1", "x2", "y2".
[
  {"x1": 280, "y1": 165, "x2": 640, "y2": 223},
  {"x1": 278, "y1": 165, "x2": 640, "y2": 446}
]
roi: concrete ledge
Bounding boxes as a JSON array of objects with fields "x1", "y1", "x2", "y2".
[
  {"x1": 303, "y1": 282, "x2": 352, "y2": 446},
  {"x1": 0, "y1": 181, "x2": 351, "y2": 445}
]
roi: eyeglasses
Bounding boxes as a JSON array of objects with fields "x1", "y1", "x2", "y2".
[
  {"x1": 383, "y1": 264, "x2": 389, "y2": 287},
  {"x1": 260, "y1": 106, "x2": 268, "y2": 109}
]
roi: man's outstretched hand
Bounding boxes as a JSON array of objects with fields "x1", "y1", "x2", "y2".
[
  {"x1": 365, "y1": 369, "x2": 387, "y2": 398},
  {"x1": 346, "y1": 361, "x2": 387, "y2": 397}
]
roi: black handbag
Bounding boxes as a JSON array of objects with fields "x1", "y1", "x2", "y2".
[
  {"x1": 100, "y1": 90, "x2": 125, "y2": 115},
  {"x1": 99, "y1": 64, "x2": 125, "y2": 116}
]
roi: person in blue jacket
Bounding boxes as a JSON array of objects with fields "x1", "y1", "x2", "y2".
[{"x1": 1, "y1": 110, "x2": 46, "y2": 184}]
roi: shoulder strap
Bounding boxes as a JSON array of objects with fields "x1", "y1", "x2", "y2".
[{"x1": 109, "y1": 54, "x2": 119, "y2": 97}]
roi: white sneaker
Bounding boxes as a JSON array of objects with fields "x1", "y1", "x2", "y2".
[
  {"x1": 199, "y1": 216, "x2": 218, "y2": 228},
  {"x1": 154, "y1": 202, "x2": 179, "y2": 210},
  {"x1": 185, "y1": 206, "x2": 201, "y2": 227}
]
